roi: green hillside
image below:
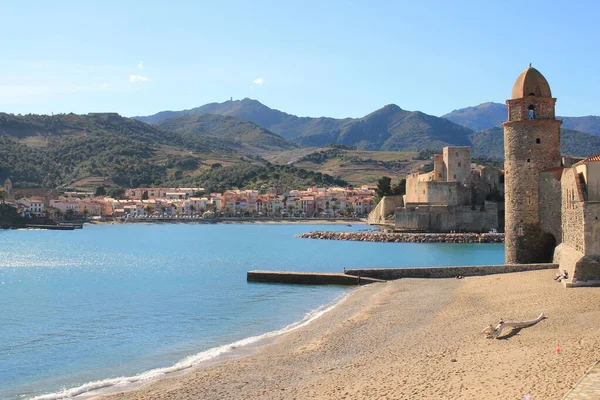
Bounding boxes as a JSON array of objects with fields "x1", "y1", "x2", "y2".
[
  {"x1": 156, "y1": 113, "x2": 298, "y2": 152},
  {"x1": 137, "y1": 100, "x2": 475, "y2": 151}
]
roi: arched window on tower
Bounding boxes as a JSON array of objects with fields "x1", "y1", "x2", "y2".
[{"x1": 528, "y1": 105, "x2": 536, "y2": 120}]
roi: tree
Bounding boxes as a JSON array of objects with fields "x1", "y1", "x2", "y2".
[
  {"x1": 108, "y1": 187, "x2": 125, "y2": 199},
  {"x1": 0, "y1": 189, "x2": 4, "y2": 204},
  {"x1": 141, "y1": 190, "x2": 149, "y2": 200},
  {"x1": 376, "y1": 176, "x2": 393, "y2": 198},
  {"x1": 83, "y1": 208, "x2": 90, "y2": 219},
  {"x1": 65, "y1": 208, "x2": 75, "y2": 220},
  {"x1": 144, "y1": 205, "x2": 154, "y2": 216},
  {"x1": 391, "y1": 178, "x2": 406, "y2": 196},
  {"x1": 189, "y1": 204, "x2": 196, "y2": 216},
  {"x1": 95, "y1": 186, "x2": 106, "y2": 196},
  {"x1": 331, "y1": 204, "x2": 338, "y2": 217}
]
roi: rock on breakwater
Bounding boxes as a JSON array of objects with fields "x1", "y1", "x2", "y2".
[{"x1": 296, "y1": 231, "x2": 504, "y2": 243}]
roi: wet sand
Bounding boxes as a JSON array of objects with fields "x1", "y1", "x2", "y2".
[{"x1": 97, "y1": 270, "x2": 600, "y2": 400}]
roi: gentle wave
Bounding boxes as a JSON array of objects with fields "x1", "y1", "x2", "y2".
[{"x1": 31, "y1": 291, "x2": 351, "y2": 400}]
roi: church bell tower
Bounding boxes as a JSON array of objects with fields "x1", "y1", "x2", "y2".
[{"x1": 503, "y1": 64, "x2": 562, "y2": 264}]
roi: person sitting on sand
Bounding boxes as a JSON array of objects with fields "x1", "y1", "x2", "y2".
[{"x1": 554, "y1": 270, "x2": 568, "y2": 282}]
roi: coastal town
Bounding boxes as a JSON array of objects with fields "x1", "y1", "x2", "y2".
[
  {"x1": 3, "y1": 1, "x2": 600, "y2": 397},
  {"x1": 1, "y1": 178, "x2": 375, "y2": 220}
]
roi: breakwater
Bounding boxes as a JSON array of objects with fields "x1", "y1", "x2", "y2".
[
  {"x1": 247, "y1": 270, "x2": 384, "y2": 285},
  {"x1": 296, "y1": 231, "x2": 504, "y2": 243}
]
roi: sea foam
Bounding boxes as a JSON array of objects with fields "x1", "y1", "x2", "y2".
[{"x1": 31, "y1": 291, "x2": 350, "y2": 400}]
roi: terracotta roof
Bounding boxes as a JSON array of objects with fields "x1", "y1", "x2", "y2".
[
  {"x1": 511, "y1": 65, "x2": 552, "y2": 99},
  {"x1": 574, "y1": 153, "x2": 600, "y2": 166}
]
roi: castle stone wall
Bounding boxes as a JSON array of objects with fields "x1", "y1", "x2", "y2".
[
  {"x1": 444, "y1": 146, "x2": 471, "y2": 183},
  {"x1": 395, "y1": 202, "x2": 498, "y2": 232},
  {"x1": 367, "y1": 196, "x2": 403, "y2": 224}
]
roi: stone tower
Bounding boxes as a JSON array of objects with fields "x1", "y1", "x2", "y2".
[
  {"x1": 3, "y1": 177, "x2": 13, "y2": 201},
  {"x1": 503, "y1": 65, "x2": 562, "y2": 264}
]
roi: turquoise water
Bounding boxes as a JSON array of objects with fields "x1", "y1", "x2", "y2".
[{"x1": 0, "y1": 224, "x2": 504, "y2": 399}]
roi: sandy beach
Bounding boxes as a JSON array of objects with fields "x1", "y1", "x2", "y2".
[{"x1": 97, "y1": 269, "x2": 599, "y2": 400}]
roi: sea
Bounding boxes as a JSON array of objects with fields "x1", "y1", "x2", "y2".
[{"x1": 0, "y1": 223, "x2": 505, "y2": 399}]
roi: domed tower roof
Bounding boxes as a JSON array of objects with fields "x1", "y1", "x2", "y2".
[{"x1": 511, "y1": 64, "x2": 552, "y2": 99}]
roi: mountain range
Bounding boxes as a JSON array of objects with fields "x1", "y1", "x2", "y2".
[
  {"x1": 135, "y1": 98, "x2": 600, "y2": 158},
  {"x1": 2, "y1": 97, "x2": 600, "y2": 190},
  {"x1": 442, "y1": 102, "x2": 600, "y2": 135},
  {"x1": 136, "y1": 99, "x2": 476, "y2": 151}
]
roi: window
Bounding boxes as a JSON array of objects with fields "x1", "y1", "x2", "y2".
[
  {"x1": 455, "y1": 152, "x2": 458, "y2": 156},
  {"x1": 453, "y1": 174, "x2": 457, "y2": 179},
  {"x1": 438, "y1": 173, "x2": 442, "y2": 178},
  {"x1": 527, "y1": 159, "x2": 531, "y2": 163},
  {"x1": 528, "y1": 105, "x2": 536, "y2": 120},
  {"x1": 536, "y1": 138, "x2": 541, "y2": 144},
  {"x1": 458, "y1": 162, "x2": 461, "y2": 167}
]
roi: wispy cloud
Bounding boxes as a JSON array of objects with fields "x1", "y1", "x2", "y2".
[
  {"x1": 137, "y1": 61, "x2": 144, "y2": 69},
  {"x1": 252, "y1": 77, "x2": 265, "y2": 86},
  {"x1": 129, "y1": 74, "x2": 149, "y2": 83}
]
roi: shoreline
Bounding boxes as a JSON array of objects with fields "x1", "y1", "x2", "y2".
[
  {"x1": 89, "y1": 218, "x2": 368, "y2": 226},
  {"x1": 31, "y1": 291, "x2": 354, "y2": 400},
  {"x1": 95, "y1": 269, "x2": 599, "y2": 400}
]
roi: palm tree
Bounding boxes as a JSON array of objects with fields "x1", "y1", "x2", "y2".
[
  {"x1": 331, "y1": 204, "x2": 338, "y2": 218},
  {"x1": 189, "y1": 204, "x2": 196, "y2": 217},
  {"x1": 345, "y1": 205, "x2": 354, "y2": 217},
  {"x1": 144, "y1": 205, "x2": 154, "y2": 217},
  {"x1": 83, "y1": 208, "x2": 90, "y2": 220},
  {"x1": 53, "y1": 208, "x2": 63, "y2": 220},
  {"x1": 65, "y1": 208, "x2": 75, "y2": 220}
]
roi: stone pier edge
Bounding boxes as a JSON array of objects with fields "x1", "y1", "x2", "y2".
[{"x1": 345, "y1": 263, "x2": 558, "y2": 280}]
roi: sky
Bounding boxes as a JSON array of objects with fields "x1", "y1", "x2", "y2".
[{"x1": 1, "y1": 0, "x2": 599, "y2": 119}]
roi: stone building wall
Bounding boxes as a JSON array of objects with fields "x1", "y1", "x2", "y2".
[
  {"x1": 367, "y1": 196, "x2": 403, "y2": 224},
  {"x1": 561, "y1": 168, "x2": 585, "y2": 253},
  {"x1": 395, "y1": 202, "x2": 498, "y2": 233},
  {"x1": 405, "y1": 172, "x2": 420, "y2": 204},
  {"x1": 433, "y1": 154, "x2": 444, "y2": 182},
  {"x1": 444, "y1": 146, "x2": 471, "y2": 183},
  {"x1": 504, "y1": 119, "x2": 562, "y2": 263},
  {"x1": 423, "y1": 181, "x2": 470, "y2": 206},
  {"x1": 584, "y1": 203, "x2": 600, "y2": 255},
  {"x1": 539, "y1": 169, "x2": 563, "y2": 245}
]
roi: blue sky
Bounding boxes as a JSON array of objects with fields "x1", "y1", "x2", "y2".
[{"x1": 1, "y1": 1, "x2": 598, "y2": 118}]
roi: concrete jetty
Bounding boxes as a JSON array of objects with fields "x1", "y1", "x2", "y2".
[{"x1": 247, "y1": 270, "x2": 384, "y2": 286}]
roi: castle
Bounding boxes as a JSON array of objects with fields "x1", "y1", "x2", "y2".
[
  {"x1": 504, "y1": 65, "x2": 600, "y2": 286},
  {"x1": 395, "y1": 146, "x2": 503, "y2": 232}
]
